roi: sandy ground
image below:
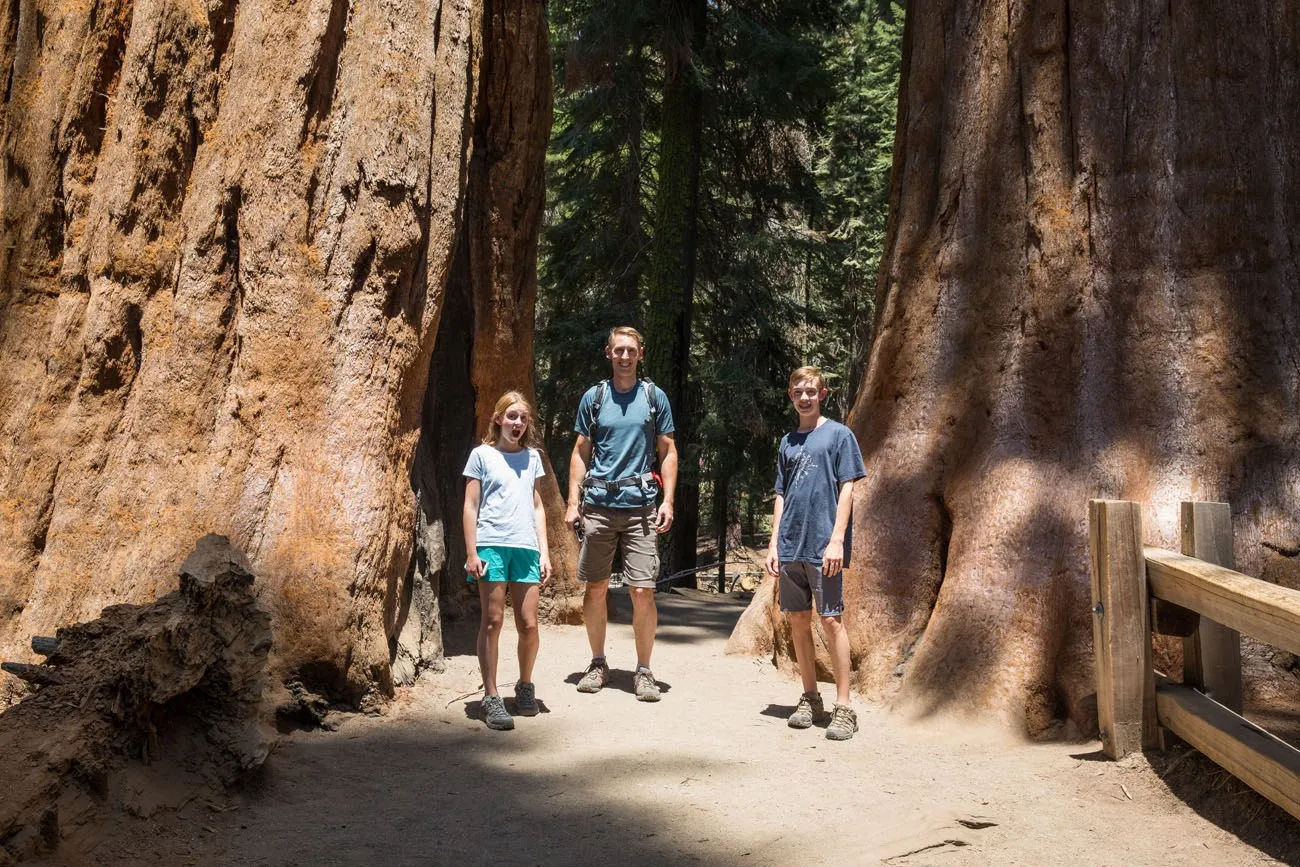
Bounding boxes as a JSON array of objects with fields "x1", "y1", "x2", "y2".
[{"x1": 33, "y1": 588, "x2": 1300, "y2": 867}]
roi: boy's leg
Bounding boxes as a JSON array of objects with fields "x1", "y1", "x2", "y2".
[
  {"x1": 820, "y1": 615, "x2": 852, "y2": 705},
  {"x1": 476, "y1": 578, "x2": 509, "y2": 696},
  {"x1": 780, "y1": 563, "x2": 819, "y2": 695}
]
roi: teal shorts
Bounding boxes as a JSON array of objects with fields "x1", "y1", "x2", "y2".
[{"x1": 468, "y1": 546, "x2": 541, "y2": 584}]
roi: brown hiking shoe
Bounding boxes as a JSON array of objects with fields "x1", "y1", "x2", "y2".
[
  {"x1": 788, "y1": 692, "x2": 826, "y2": 729},
  {"x1": 826, "y1": 703, "x2": 858, "y2": 741},
  {"x1": 576, "y1": 659, "x2": 610, "y2": 693}
]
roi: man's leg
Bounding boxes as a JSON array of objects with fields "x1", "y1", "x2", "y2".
[
  {"x1": 628, "y1": 587, "x2": 657, "y2": 669},
  {"x1": 577, "y1": 507, "x2": 618, "y2": 659},
  {"x1": 583, "y1": 579, "x2": 609, "y2": 658}
]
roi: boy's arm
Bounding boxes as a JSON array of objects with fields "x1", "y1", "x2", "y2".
[
  {"x1": 821, "y1": 478, "x2": 858, "y2": 577},
  {"x1": 654, "y1": 433, "x2": 677, "y2": 533},
  {"x1": 765, "y1": 494, "x2": 785, "y2": 577},
  {"x1": 564, "y1": 435, "x2": 593, "y2": 531}
]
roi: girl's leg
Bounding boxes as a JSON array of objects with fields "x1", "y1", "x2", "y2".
[
  {"x1": 511, "y1": 582, "x2": 541, "y2": 683},
  {"x1": 477, "y1": 581, "x2": 508, "y2": 695}
]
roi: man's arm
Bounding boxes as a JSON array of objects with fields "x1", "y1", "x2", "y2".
[
  {"x1": 765, "y1": 494, "x2": 785, "y2": 577},
  {"x1": 564, "y1": 435, "x2": 593, "y2": 532},
  {"x1": 821, "y1": 478, "x2": 858, "y2": 577},
  {"x1": 655, "y1": 433, "x2": 677, "y2": 533}
]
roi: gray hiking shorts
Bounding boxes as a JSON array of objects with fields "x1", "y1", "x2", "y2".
[
  {"x1": 577, "y1": 504, "x2": 660, "y2": 589},
  {"x1": 778, "y1": 561, "x2": 844, "y2": 617}
]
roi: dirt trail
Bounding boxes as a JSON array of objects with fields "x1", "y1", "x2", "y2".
[{"x1": 33, "y1": 590, "x2": 1300, "y2": 866}]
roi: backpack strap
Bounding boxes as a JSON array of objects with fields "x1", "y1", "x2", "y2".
[
  {"x1": 587, "y1": 379, "x2": 610, "y2": 438},
  {"x1": 640, "y1": 378, "x2": 658, "y2": 471}
]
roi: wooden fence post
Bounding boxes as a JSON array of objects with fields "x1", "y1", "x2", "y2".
[
  {"x1": 1180, "y1": 501, "x2": 1244, "y2": 713},
  {"x1": 1089, "y1": 500, "x2": 1156, "y2": 759}
]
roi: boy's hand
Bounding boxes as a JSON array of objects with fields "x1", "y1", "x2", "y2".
[
  {"x1": 765, "y1": 548, "x2": 780, "y2": 577},
  {"x1": 564, "y1": 503, "x2": 582, "y2": 534},
  {"x1": 656, "y1": 502, "x2": 674, "y2": 533},
  {"x1": 822, "y1": 540, "x2": 844, "y2": 577}
]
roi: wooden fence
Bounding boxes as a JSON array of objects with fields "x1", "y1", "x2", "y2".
[{"x1": 1089, "y1": 499, "x2": 1300, "y2": 820}]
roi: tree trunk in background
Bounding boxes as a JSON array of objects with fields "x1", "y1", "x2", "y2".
[
  {"x1": 0, "y1": 0, "x2": 565, "y2": 701},
  {"x1": 644, "y1": 0, "x2": 706, "y2": 585},
  {"x1": 731, "y1": 0, "x2": 1300, "y2": 734}
]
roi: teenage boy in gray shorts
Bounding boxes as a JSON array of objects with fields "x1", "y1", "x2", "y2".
[
  {"x1": 764, "y1": 365, "x2": 866, "y2": 740},
  {"x1": 564, "y1": 326, "x2": 678, "y2": 702}
]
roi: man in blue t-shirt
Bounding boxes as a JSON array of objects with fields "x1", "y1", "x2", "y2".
[
  {"x1": 765, "y1": 365, "x2": 866, "y2": 741},
  {"x1": 564, "y1": 326, "x2": 678, "y2": 702}
]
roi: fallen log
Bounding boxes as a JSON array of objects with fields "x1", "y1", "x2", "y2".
[{"x1": 0, "y1": 661, "x2": 65, "y2": 687}]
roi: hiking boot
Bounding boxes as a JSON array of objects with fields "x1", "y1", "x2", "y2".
[
  {"x1": 788, "y1": 692, "x2": 825, "y2": 729},
  {"x1": 515, "y1": 681, "x2": 539, "y2": 716},
  {"x1": 481, "y1": 694, "x2": 514, "y2": 731},
  {"x1": 826, "y1": 703, "x2": 858, "y2": 741},
  {"x1": 576, "y1": 659, "x2": 610, "y2": 693},
  {"x1": 634, "y1": 668, "x2": 661, "y2": 702}
]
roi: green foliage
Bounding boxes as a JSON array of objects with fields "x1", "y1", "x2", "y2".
[{"x1": 536, "y1": 0, "x2": 904, "y2": 533}]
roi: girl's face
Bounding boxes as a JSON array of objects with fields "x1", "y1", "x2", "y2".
[{"x1": 496, "y1": 403, "x2": 530, "y2": 446}]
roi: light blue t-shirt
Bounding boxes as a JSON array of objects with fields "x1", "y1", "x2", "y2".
[
  {"x1": 775, "y1": 419, "x2": 866, "y2": 566},
  {"x1": 574, "y1": 381, "x2": 675, "y2": 508},
  {"x1": 463, "y1": 444, "x2": 546, "y2": 549}
]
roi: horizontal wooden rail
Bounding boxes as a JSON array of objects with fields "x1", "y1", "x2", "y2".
[
  {"x1": 1156, "y1": 684, "x2": 1300, "y2": 821},
  {"x1": 1145, "y1": 546, "x2": 1300, "y2": 659}
]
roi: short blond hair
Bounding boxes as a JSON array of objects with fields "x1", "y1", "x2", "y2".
[
  {"x1": 788, "y1": 365, "x2": 826, "y2": 390},
  {"x1": 607, "y1": 326, "x2": 645, "y2": 349}
]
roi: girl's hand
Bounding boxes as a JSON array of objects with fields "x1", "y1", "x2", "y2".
[
  {"x1": 466, "y1": 554, "x2": 487, "y2": 579},
  {"x1": 540, "y1": 555, "x2": 553, "y2": 584}
]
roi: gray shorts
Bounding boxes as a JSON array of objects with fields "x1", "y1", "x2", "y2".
[
  {"x1": 778, "y1": 561, "x2": 844, "y2": 616},
  {"x1": 578, "y1": 504, "x2": 660, "y2": 589}
]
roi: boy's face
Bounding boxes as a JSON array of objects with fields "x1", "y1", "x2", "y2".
[
  {"x1": 605, "y1": 335, "x2": 644, "y2": 377},
  {"x1": 788, "y1": 379, "x2": 828, "y2": 419}
]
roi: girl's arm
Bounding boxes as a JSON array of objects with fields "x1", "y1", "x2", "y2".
[
  {"x1": 463, "y1": 478, "x2": 485, "y2": 577},
  {"x1": 534, "y1": 488, "x2": 552, "y2": 582}
]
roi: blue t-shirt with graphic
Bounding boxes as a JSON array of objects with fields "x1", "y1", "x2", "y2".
[
  {"x1": 574, "y1": 381, "x2": 675, "y2": 508},
  {"x1": 463, "y1": 444, "x2": 546, "y2": 549},
  {"x1": 774, "y1": 419, "x2": 866, "y2": 566}
]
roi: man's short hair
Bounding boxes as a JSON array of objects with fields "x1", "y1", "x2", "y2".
[
  {"x1": 607, "y1": 326, "x2": 645, "y2": 349},
  {"x1": 788, "y1": 365, "x2": 826, "y2": 390}
]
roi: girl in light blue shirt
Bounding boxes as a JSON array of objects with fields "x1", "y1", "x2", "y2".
[{"x1": 462, "y1": 391, "x2": 552, "y2": 731}]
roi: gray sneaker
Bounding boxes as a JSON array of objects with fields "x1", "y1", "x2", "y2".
[
  {"x1": 576, "y1": 659, "x2": 610, "y2": 693},
  {"x1": 788, "y1": 692, "x2": 826, "y2": 729},
  {"x1": 826, "y1": 703, "x2": 858, "y2": 741},
  {"x1": 634, "y1": 668, "x2": 661, "y2": 702},
  {"x1": 515, "y1": 681, "x2": 539, "y2": 716},
  {"x1": 481, "y1": 694, "x2": 514, "y2": 731}
]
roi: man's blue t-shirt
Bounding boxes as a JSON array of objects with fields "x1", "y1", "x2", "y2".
[
  {"x1": 775, "y1": 419, "x2": 866, "y2": 566},
  {"x1": 574, "y1": 381, "x2": 675, "y2": 508}
]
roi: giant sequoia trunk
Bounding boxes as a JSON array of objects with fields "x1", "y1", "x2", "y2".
[
  {"x1": 732, "y1": 1, "x2": 1300, "y2": 733},
  {"x1": 0, "y1": 0, "x2": 571, "y2": 701}
]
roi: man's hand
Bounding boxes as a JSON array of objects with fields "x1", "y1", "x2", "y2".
[
  {"x1": 540, "y1": 555, "x2": 553, "y2": 584},
  {"x1": 466, "y1": 554, "x2": 487, "y2": 579},
  {"x1": 822, "y1": 539, "x2": 844, "y2": 577},
  {"x1": 656, "y1": 502, "x2": 674, "y2": 533},
  {"x1": 765, "y1": 547, "x2": 780, "y2": 577},
  {"x1": 564, "y1": 503, "x2": 582, "y2": 535}
]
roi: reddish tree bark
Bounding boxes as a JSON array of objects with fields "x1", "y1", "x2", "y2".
[{"x1": 733, "y1": 1, "x2": 1300, "y2": 734}]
